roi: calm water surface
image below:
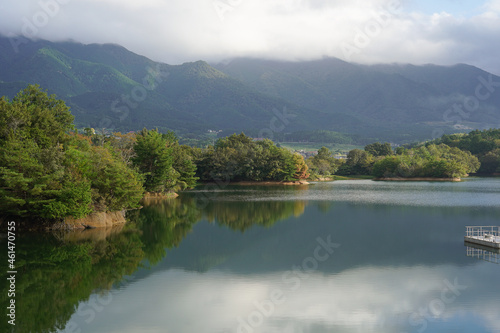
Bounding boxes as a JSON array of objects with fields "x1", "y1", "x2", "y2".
[{"x1": 2, "y1": 178, "x2": 500, "y2": 333}]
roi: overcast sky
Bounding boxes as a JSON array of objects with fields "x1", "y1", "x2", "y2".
[{"x1": 0, "y1": 0, "x2": 499, "y2": 74}]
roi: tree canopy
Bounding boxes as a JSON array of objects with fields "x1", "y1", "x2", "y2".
[
  {"x1": 306, "y1": 147, "x2": 344, "y2": 178},
  {"x1": 365, "y1": 142, "x2": 393, "y2": 157},
  {"x1": 196, "y1": 133, "x2": 309, "y2": 182},
  {"x1": 429, "y1": 129, "x2": 500, "y2": 174},
  {"x1": 372, "y1": 144, "x2": 479, "y2": 179},
  {"x1": 0, "y1": 85, "x2": 143, "y2": 221}
]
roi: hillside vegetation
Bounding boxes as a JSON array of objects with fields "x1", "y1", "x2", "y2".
[
  {"x1": 2, "y1": 36, "x2": 500, "y2": 143},
  {"x1": 215, "y1": 58, "x2": 500, "y2": 142}
]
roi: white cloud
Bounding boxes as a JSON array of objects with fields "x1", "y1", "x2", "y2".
[
  {"x1": 66, "y1": 264, "x2": 500, "y2": 333},
  {"x1": 484, "y1": 0, "x2": 500, "y2": 13},
  {"x1": 0, "y1": 0, "x2": 499, "y2": 74}
]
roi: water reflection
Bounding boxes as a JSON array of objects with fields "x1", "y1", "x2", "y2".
[
  {"x1": 0, "y1": 194, "x2": 308, "y2": 333},
  {"x1": 2, "y1": 179, "x2": 500, "y2": 333},
  {"x1": 465, "y1": 243, "x2": 500, "y2": 265},
  {"x1": 0, "y1": 224, "x2": 144, "y2": 333},
  {"x1": 67, "y1": 198, "x2": 500, "y2": 332},
  {"x1": 59, "y1": 246, "x2": 500, "y2": 333},
  {"x1": 128, "y1": 197, "x2": 201, "y2": 264},
  {"x1": 71, "y1": 264, "x2": 498, "y2": 333},
  {"x1": 202, "y1": 200, "x2": 306, "y2": 231}
]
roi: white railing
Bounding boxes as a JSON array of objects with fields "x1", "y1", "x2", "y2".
[
  {"x1": 465, "y1": 226, "x2": 500, "y2": 238},
  {"x1": 466, "y1": 246, "x2": 500, "y2": 264}
]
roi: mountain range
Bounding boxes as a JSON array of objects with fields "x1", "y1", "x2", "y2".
[{"x1": 1, "y1": 35, "x2": 499, "y2": 143}]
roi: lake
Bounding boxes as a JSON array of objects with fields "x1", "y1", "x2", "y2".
[{"x1": 3, "y1": 178, "x2": 500, "y2": 333}]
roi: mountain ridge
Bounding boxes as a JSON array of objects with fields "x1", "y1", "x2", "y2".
[{"x1": 1, "y1": 35, "x2": 499, "y2": 143}]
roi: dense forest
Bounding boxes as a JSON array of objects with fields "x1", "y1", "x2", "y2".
[
  {"x1": 306, "y1": 140, "x2": 482, "y2": 180},
  {"x1": 0, "y1": 86, "x2": 309, "y2": 222},
  {"x1": 428, "y1": 129, "x2": 500, "y2": 174},
  {"x1": 2, "y1": 85, "x2": 500, "y2": 223}
]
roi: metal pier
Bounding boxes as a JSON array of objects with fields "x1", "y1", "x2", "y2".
[{"x1": 464, "y1": 226, "x2": 500, "y2": 249}]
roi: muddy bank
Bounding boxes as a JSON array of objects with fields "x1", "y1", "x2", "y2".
[{"x1": 61, "y1": 210, "x2": 128, "y2": 230}]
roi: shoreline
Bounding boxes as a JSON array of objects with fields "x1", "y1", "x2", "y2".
[
  {"x1": 374, "y1": 177, "x2": 461, "y2": 182},
  {"x1": 0, "y1": 175, "x2": 471, "y2": 231},
  {"x1": 214, "y1": 180, "x2": 310, "y2": 186},
  {"x1": 0, "y1": 210, "x2": 130, "y2": 232},
  {"x1": 142, "y1": 192, "x2": 179, "y2": 199},
  {"x1": 60, "y1": 210, "x2": 128, "y2": 230},
  {"x1": 308, "y1": 177, "x2": 334, "y2": 181}
]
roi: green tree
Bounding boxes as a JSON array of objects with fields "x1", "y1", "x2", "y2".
[
  {"x1": 429, "y1": 129, "x2": 500, "y2": 174},
  {"x1": 163, "y1": 132, "x2": 199, "y2": 189},
  {"x1": 478, "y1": 148, "x2": 500, "y2": 173},
  {"x1": 306, "y1": 146, "x2": 342, "y2": 177},
  {"x1": 395, "y1": 146, "x2": 407, "y2": 155},
  {"x1": 372, "y1": 143, "x2": 479, "y2": 179},
  {"x1": 365, "y1": 142, "x2": 393, "y2": 157},
  {"x1": 196, "y1": 133, "x2": 305, "y2": 182},
  {"x1": 0, "y1": 86, "x2": 144, "y2": 221},
  {"x1": 174, "y1": 155, "x2": 198, "y2": 189},
  {"x1": 0, "y1": 85, "x2": 74, "y2": 147},
  {"x1": 87, "y1": 146, "x2": 144, "y2": 211},
  {"x1": 0, "y1": 86, "x2": 87, "y2": 219},
  {"x1": 337, "y1": 149, "x2": 374, "y2": 175},
  {"x1": 292, "y1": 153, "x2": 309, "y2": 180},
  {"x1": 0, "y1": 138, "x2": 58, "y2": 217},
  {"x1": 372, "y1": 156, "x2": 400, "y2": 178},
  {"x1": 133, "y1": 129, "x2": 175, "y2": 192}
]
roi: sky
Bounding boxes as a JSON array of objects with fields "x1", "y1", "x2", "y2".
[
  {"x1": 0, "y1": 0, "x2": 499, "y2": 75},
  {"x1": 67, "y1": 265, "x2": 499, "y2": 333}
]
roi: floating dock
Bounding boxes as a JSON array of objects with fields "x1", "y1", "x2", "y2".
[{"x1": 464, "y1": 226, "x2": 500, "y2": 249}]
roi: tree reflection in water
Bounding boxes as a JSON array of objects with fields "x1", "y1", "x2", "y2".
[{"x1": 0, "y1": 192, "x2": 308, "y2": 333}]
